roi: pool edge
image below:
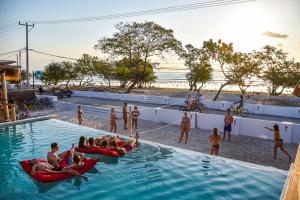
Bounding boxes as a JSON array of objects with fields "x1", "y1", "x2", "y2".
[{"x1": 0, "y1": 115, "x2": 56, "y2": 127}]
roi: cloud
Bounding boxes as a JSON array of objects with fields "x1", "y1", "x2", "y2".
[{"x1": 261, "y1": 31, "x2": 288, "y2": 38}]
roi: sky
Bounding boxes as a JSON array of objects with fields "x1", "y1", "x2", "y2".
[{"x1": 0, "y1": 0, "x2": 300, "y2": 71}]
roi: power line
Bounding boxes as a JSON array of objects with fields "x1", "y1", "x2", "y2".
[
  {"x1": 29, "y1": 0, "x2": 256, "y2": 25},
  {"x1": 0, "y1": 26, "x2": 23, "y2": 34},
  {"x1": 30, "y1": 49, "x2": 78, "y2": 60},
  {"x1": 0, "y1": 48, "x2": 25, "y2": 56},
  {"x1": 0, "y1": 22, "x2": 19, "y2": 30}
]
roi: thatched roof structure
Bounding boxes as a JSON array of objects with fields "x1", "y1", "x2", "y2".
[{"x1": 0, "y1": 60, "x2": 20, "y2": 82}]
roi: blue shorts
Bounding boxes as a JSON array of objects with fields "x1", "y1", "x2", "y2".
[{"x1": 224, "y1": 124, "x2": 232, "y2": 132}]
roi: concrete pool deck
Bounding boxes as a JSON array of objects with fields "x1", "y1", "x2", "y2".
[{"x1": 51, "y1": 104, "x2": 298, "y2": 171}]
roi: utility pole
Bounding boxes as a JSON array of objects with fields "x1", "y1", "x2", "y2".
[
  {"x1": 19, "y1": 21, "x2": 34, "y2": 88},
  {"x1": 19, "y1": 51, "x2": 22, "y2": 89}
]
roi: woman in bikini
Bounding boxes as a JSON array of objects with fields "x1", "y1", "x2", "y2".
[
  {"x1": 110, "y1": 108, "x2": 117, "y2": 132},
  {"x1": 179, "y1": 112, "x2": 190, "y2": 144},
  {"x1": 209, "y1": 128, "x2": 221, "y2": 156},
  {"x1": 265, "y1": 124, "x2": 292, "y2": 162},
  {"x1": 131, "y1": 106, "x2": 140, "y2": 130},
  {"x1": 78, "y1": 106, "x2": 83, "y2": 125}
]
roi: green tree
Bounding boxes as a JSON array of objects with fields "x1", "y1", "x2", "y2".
[
  {"x1": 255, "y1": 45, "x2": 298, "y2": 95},
  {"x1": 114, "y1": 58, "x2": 133, "y2": 88},
  {"x1": 178, "y1": 44, "x2": 212, "y2": 91},
  {"x1": 41, "y1": 62, "x2": 65, "y2": 85},
  {"x1": 75, "y1": 54, "x2": 97, "y2": 86},
  {"x1": 60, "y1": 61, "x2": 78, "y2": 89},
  {"x1": 229, "y1": 53, "x2": 260, "y2": 94},
  {"x1": 95, "y1": 21, "x2": 180, "y2": 92},
  {"x1": 203, "y1": 39, "x2": 236, "y2": 100},
  {"x1": 93, "y1": 60, "x2": 114, "y2": 88}
]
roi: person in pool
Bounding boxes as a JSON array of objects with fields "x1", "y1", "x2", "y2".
[
  {"x1": 265, "y1": 124, "x2": 292, "y2": 162},
  {"x1": 78, "y1": 136, "x2": 90, "y2": 148},
  {"x1": 47, "y1": 143, "x2": 67, "y2": 165},
  {"x1": 87, "y1": 137, "x2": 98, "y2": 148},
  {"x1": 110, "y1": 108, "x2": 117, "y2": 133},
  {"x1": 109, "y1": 133, "x2": 139, "y2": 154},
  {"x1": 209, "y1": 128, "x2": 221, "y2": 156},
  {"x1": 30, "y1": 158, "x2": 88, "y2": 181}
]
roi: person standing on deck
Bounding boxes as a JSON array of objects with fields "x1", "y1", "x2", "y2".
[
  {"x1": 209, "y1": 128, "x2": 221, "y2": 156},
  {"x1": 179, "y1": 112, "x2": 190, "y2": 144},
  {"x1": 77, "y1": 106, "x2": 83, "y2": 125},
  {"x1": 123, "y1": 103, "x2": 129, "y2": 130},
  {"x1": 131, "y1": 106, "x2": 140, "y2": 130},
  {"x1": 223, "y1": 109, "x2": 233, "y2": 141},
  {"x1": 110, "y1": 108, "x2": 117, "y2": 132},
  {"x1": 265, "y1": 124, "x2": 292, "y2": 162}
]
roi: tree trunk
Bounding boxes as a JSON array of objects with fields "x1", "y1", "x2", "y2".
[
  {"x1": 126, "y1": 81, "x2": 137, "y2": 93},
  {"x1": 213, "y1": 83, "x2": 228, "y2": 101}
]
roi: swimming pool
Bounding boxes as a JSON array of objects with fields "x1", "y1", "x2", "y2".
[{"x1": 0, "y1": 119, "x2": 286, "y2": 200}]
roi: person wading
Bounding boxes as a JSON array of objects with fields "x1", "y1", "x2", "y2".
[{"x1": 179, "y1": 112, "x2": 190, "y2": 144}]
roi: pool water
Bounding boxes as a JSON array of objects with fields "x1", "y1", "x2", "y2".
[{"x1": 0, "y1": 119, "x2": 286, "y2": 200}]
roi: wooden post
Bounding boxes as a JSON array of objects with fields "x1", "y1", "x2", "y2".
[
  {"x1": 1, "y1": 71, "x2": 9, "y2": 121},
  {"x1": 10, "y1": 104, "x2": 16, "y2": 121}
]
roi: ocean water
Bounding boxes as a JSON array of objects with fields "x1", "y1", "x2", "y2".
[
  {"x1": 0, "y1": 119, "x2": 287, "y2": 200},
  {"x1": 30, "y1": 71, "x2": 294, "y2": 94}
]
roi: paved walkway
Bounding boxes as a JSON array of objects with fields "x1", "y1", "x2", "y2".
[
  {"x1": 52, "y1": 102, "x2": 298, "y2": 170},
  {"x1": 61, "y1": 97, "x2": 300, "y2": 123}
]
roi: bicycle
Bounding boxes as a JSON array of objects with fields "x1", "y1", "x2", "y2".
[
  {"x1": 229, "y1": 104, "x2": 249, "y2": 117},
  {"x1": 179, "y1": 101, "x2": 208, "y2": 113}
]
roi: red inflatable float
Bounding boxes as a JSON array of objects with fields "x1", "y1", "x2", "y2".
[
  {"x1": 19, "y1": 150, "x2": 98, "y2": 183},
  {"x1": 75, "y1": 143, "x2": 134, "y2": 157}
]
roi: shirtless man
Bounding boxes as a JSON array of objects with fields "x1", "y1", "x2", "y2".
[
  {"x1": 209, "y1": 128, "x2": 221, "y2": 156},
  {"x1": 78, "y1": 106, "x2": 83, "y2": 125},
  {"x1": 110, "y1": 108, "x2": 117, "y2": 132},
  {"x1": 179, "y1": 112, "x2": 190, "y2": 144},
  {"x1": 223, "y1": 109, "x2": 234, "y2": 141},
  {"x1": 123, "y1": 103, "x2": 129, "y2": 130},
  {"x1": 47, "y1": 143, "x2": 64, "y2": 165},
  {"x1": 30, "y1": 158, "x2": 88, "y2": 180}
]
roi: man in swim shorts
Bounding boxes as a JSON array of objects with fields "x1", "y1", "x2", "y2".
[
  {"x1": 47, "y1": 143, "x2": 63, "y2": 165},
  {"x1": 223, "y1": 109, "x2": 233, "y2": 141}
]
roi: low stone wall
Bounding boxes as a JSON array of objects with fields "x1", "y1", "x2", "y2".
[{"x1": 72, "y1": 91, "x2": 300, "y2": 119}]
